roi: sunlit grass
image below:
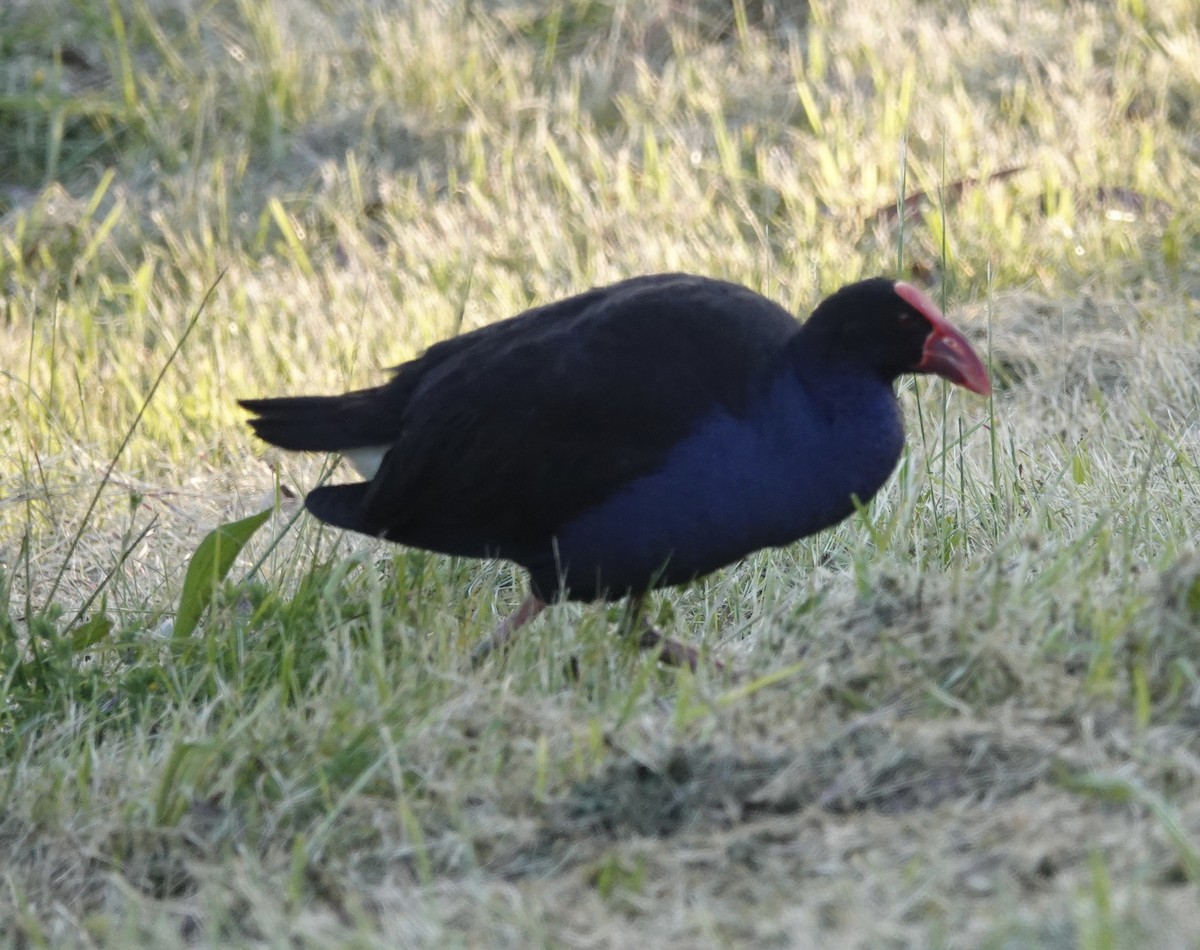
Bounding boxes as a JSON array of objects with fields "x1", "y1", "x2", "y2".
[{"x1": 2, "y1": 0, "x2": 1200, "y2": 945}]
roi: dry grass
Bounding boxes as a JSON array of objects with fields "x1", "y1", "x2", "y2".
[{"x1": 3, "y1": 0, "x2": 1200, "y2": 946}]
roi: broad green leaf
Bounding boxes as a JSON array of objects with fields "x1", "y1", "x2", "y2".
[
  {"x1": 71, "y1": 608, "x2": 113, "y2": 652},
  {"x1": 174, "y1": 507, "x2": 272, "y2": 641}
]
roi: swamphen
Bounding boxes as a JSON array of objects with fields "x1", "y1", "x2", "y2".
[{"x1": 241, "y1": 274, "x2": 990, "y2": 667}]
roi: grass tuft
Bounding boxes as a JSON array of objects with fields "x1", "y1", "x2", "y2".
[{"x1": 2, "y1": 0, "x2": 1200, "y2": 945}]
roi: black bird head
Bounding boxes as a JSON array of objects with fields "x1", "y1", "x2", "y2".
[{"x1": 799, "y1": 277, "x2": 991, "y2": 395}]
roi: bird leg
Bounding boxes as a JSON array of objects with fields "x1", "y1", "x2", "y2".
[
  {"x1": 637, "y1": 625, "x2": 706, "y2": 671},
  {"x1": 470, "y1": 593, "x2": 546, "y2": 666},
  {"x1": 471, "y1": 593, "x2": 716, "y2": 673},
  {"x1": 623, "y1": 595, "x2": 710, "y2": 672}
]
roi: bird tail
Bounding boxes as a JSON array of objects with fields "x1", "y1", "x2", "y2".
[
  {"x1": 239, "y1": 389, "x2": 396, "y2": 452},
  {"x1": 303, "y1": 483, "x2": 374, "y2": 533}
]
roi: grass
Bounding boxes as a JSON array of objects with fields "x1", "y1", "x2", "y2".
[{"x1": 2, "y1": 0, "x2": 1200, "y2": 944}]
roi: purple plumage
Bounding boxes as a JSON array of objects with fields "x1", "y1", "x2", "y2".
[{"x1": 241, "y1": 273, "x2": 990, "y2": 665}]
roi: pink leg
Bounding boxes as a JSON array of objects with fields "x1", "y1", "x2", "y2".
[
  {"x1": 626, "y1": 595, "x2": 721, "y2": 673},
  {"x1": 470, "y1": 594, "x2": 723, "y2": 673},
  {"x1": 637, "y1": 625, "x2": 705, "y2": 671},
  {"x1": 470, "y1": 594, "x2": 546, "y2": 665}
]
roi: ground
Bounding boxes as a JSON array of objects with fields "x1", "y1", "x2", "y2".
[{"x1": 2, "y1": 0, "x2": 1200, "y2": 946}]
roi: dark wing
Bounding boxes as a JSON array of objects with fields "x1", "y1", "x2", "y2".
[
  {"x1": 241, "y1": 280, "x2": 616, "y2": 454},
  {"x1": 353, "y1": 273, "x2": 800, "y2": 561}
]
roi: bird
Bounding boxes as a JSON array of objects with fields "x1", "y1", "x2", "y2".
[{"x1": 240, "y1": 273, "x2": 990, "y2": 668}]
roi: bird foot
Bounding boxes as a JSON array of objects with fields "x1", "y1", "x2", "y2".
[
  {"x1": 469, "y1": 634, "x2": 502, "y2": 667},
  {"x1": 637, "y1": 624, "x2": 723, "y2": 673},
  {"x1": 469, "y1": 595, "x2": 724, "y2": 676}
]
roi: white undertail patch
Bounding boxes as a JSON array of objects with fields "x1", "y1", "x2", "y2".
[{"x1": 343, "y1": 446, "x2": 388, "y2": 480}]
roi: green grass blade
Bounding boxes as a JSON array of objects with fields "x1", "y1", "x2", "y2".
[
  {"x1": 173, "y1": 506, "x2": 272, "y2": 641},
  {"x1": 41, "y1": 272, "x2": 224, "y2": 612}
]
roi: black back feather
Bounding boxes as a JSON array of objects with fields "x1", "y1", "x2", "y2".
[{"x1": 242, "y1": 274, "x2": 801, "y2": 562}]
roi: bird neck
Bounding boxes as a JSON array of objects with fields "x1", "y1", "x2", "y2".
[{"x1": 785, "y1": 326, "x2": 895, "y2": 396}]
